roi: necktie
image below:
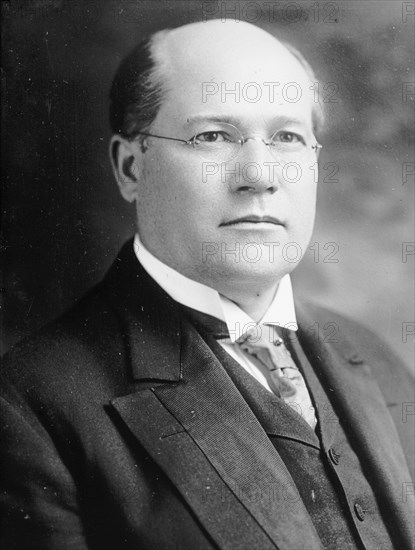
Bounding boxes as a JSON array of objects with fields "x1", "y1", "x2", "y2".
[
  {"x1": 182, "y1": 307, "x2": 317, "y2": 429},
  {"x1": 238, "y1": 326, "x2": 317, "y2": 429}
]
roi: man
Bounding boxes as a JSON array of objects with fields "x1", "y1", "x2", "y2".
[{"x1": 1, "y1": 19, "x2": 414, "y2": 550}]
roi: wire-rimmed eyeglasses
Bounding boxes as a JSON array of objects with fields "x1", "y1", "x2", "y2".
[{"x1": 131, "y1": 122, "x2": 322, "y2": 163}]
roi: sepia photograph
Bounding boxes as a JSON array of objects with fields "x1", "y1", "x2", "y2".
[{"x1": 1, "y1": 1, "x2": 414, "y2": 548}]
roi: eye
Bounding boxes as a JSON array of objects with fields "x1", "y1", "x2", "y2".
[
  {"x1": 272, "y1": 131, "x2": 305, "y2": 145},
  {"x1": 193, "y1": 131, "x2": 232, "y2": 144}
]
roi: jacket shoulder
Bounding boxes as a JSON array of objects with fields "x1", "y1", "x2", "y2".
[
  {"x1": 298, "y1": 300, "x2": 414, "y2": 401},
  {"x1": 1, "y1": 283, "x2": 127, "y2": 408}
]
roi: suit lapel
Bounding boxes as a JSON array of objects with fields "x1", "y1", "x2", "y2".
[
  {"x1": 111, "y1": 388, "x2": 275, "y2": 550},
  {"x1": 111, "y1": 317, "x2": 323, "y2": 550},
  {"x1": 102, "y1": 243, "x2": 323, "y2": 549},
  {"x1": 296, "y1": 303, "x2": 415, "y2": 546}
]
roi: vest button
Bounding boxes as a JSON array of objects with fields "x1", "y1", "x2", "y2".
[
  {"x1": 328, "y1": 447, "x2": 340, "y2": 465},
  {"x1": 354, "y1": 502, "x2": 366, "y2": 521}
]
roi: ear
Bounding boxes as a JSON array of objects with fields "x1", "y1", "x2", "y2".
[{"x1": 109, "y1": 135, "x2": 141, "y2": 203}]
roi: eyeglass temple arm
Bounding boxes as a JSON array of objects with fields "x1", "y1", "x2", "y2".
[{"x1": 133, "y1": 132, "x2": 191, "y2": 145}]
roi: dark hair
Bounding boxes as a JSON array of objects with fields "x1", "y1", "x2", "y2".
[{"x1": 109, "y1": 33, "x2": 166, "y2": 139}]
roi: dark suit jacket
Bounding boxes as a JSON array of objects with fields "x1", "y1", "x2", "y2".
[{"x1": 1, "y1": 239, "x2": 414, "y2": 550}]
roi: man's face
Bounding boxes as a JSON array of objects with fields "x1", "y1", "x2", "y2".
[{"x1": 131, "y1": 22, "x2": 319, "y2": 296}]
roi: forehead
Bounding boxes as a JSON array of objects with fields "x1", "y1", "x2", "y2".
[{"x1": 153, "y1": 22, "x2": 313, "y2": 130}]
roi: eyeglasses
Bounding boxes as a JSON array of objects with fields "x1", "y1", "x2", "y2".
[{"x1": 132, "y1": 122, "x2": 322, "y2": 163}]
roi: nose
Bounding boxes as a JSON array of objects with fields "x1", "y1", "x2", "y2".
[{"x1": 230, "y1": 137, "x2": 281, "y2": 194}]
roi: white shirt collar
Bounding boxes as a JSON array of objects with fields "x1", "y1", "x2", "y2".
[{"x1": 133, "y1": 233, "x2": 298, "y2": 342}]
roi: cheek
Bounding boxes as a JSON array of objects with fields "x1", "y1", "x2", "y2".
[
  {"x1": 299, "y1": 184, "x2": 317, "y2": 215},
  {"x1": 295, "y1": 168, "x2": 318, "y2": 210},
  {"x1": 147, "y1": 150, "x2": 221, "y2": 205},
  {"x1": 140, "y1": 153, "x2": 221, "y2": 233},
  {"x1": 287, "y1": 183, "x2": 317, "y2": 233}
]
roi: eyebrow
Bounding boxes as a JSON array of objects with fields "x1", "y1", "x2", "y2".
[
  {"x1": 186, "y1": 114, "x2": 241, "y2": 126},
  {"x1": 185, "y1": 114, "x2": 310, "y2": 128}
]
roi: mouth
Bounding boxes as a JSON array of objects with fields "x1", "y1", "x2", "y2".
[{"x1": 220, "y1": 215, "x2": 284, "y2": 227}]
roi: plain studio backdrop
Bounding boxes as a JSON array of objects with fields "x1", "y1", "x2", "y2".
[{"x1": 2, "y1": 0, "x2": 414, "y2": 371}]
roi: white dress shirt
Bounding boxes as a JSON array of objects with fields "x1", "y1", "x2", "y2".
[{"x1": 133, "y1": 233, "x2": 299, "y2": 394}]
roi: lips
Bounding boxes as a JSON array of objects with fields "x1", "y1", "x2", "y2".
[{"x1": 220, "y1": 215, "x2": 284, "y2": 227}]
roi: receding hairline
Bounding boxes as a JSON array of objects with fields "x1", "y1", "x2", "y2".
[
  {"x1": 150, "y1": 22, "x2": 323, "y2": 134},
  {"x1": 110, "y1": 20, "x2": 324, "y2": 138}
]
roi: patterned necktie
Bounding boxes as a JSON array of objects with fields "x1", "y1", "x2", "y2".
[
  {"x1": 237, "y1": 326, "x2": 317, "y2": 429},
  {"x1": 182, "y1": 307, "x2": 317, "y2": 429}
]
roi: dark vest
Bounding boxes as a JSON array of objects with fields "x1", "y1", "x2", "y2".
[{"x1": 202, "y1": 331, "x2": 397, "y2": 549}]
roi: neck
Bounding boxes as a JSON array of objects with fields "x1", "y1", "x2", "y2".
[{"x1": 221, "y1": 283, "x2": 280, "y2": 323}]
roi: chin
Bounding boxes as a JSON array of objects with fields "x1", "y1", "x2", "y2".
[{"x1": 202, "y1": 257, "x2": 295, "y2": 289}]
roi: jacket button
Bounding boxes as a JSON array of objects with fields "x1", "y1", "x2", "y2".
[
  {"x1": 354, "y1": 502, "x2": 366, "y2": 521},
  {"x1": 328, "y1": 448, "x2": 340, "y2": 465}
]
